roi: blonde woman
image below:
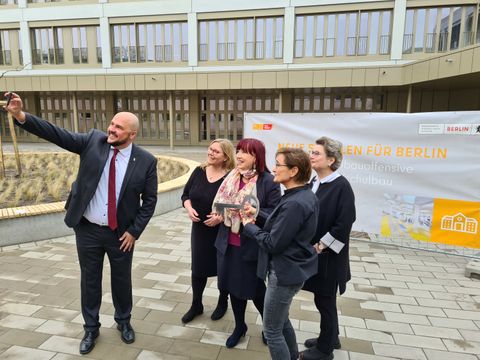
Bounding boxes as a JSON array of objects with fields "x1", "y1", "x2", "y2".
[{"x1": 181, "y1": 139, "x2": 236, "y2": 323}]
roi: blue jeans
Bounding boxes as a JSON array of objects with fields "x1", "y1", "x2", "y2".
[{"x1": 263, "y1": 270, "x2": 303, "y2": 360}]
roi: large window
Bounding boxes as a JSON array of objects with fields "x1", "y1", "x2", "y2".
[
  {"x1": 0, "y1": 30, "x2": 12, "y2": 65},
  {"x1": 295, "y1": 10, "x2": 391, "y2": 58},
  {"x1": 72, "y1": 27, "x2": 88, "y2": 64},
  {"x1": 199, "y1": 17, "x2": 283, "y2": 61},
  {"x1": 112, "y1": 22, "x2": 187, "y2": 64},
  {"x1": 0, "y1": 0, "x2": 18, "y2": 5},
  {"x1": 200, "y1": 93, "x2": 279, "y2": 141},
  {"x1": 31, "y1": 27, "x2": 64, "y2": 64},
  {"x1": 403, "y1": 5, "x2": 479, "y2": 54}
]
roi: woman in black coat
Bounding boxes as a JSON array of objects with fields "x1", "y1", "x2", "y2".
[
  {"x1": 213, "y1": 138, "x2": 281, "y2": 348},
  {"x1": 300, "y1": 137, "x2": 356, "y2": 360},
  {"x1": 181, "y1": 139, "x2": 235, "y2": 323}
]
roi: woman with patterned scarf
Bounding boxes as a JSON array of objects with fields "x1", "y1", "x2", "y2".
[{"x1": 213, "y1": 138, "x2": 281, "y2": 349}]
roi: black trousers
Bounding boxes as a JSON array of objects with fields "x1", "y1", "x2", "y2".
[
  {"x1": 314, "y1": 293, "x2": 339, "y2": 354},
  {"x1": 74, "y1": 218, "x2": 133, "y2": 331}
]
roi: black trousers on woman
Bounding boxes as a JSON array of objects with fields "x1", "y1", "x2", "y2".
[
  {"x1": 191, "y1": 274, "x2": 228, "y2": 309},
  {"x1": 313, "y1": 293, "x2": 339, "y2": 354}
]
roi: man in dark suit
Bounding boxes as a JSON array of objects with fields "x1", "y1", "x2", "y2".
[{"x1": 4, "y1": 93, "x2": 158, "y2": 355}]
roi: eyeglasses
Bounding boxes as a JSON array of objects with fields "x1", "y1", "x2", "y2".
[
  {"x1": 274, "y1": 163, "x2": 290, "y2": 168},
  {"x1": 208, "y1": 147, "x2": 222, "y2": 155},
  {"x1": 309, "y1": 151, "x2": 321, "y2": 157}
]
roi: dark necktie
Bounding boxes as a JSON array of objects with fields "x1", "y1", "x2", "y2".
[{"x1": 108, "y1": 148, "x2": 119, "y2": 230}]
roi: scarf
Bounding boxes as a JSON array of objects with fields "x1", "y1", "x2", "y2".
[{"x1": 213, "y1": 168, "x2": 258, "y2": 234}]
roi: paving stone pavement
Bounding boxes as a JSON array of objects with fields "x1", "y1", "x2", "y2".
[
  {"x1": 0, "y1": 208, "x2": 479, "y2": 360},
  {"x1": 1, "y1": 143, "x2": 479, "y2": 359}
]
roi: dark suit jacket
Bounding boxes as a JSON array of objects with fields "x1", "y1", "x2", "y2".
[
  {"x1": 215, "y1": 171, "x2": 281, "y2": 262},
  {"x1": 16, "y1": 113, "x2": 158, "y2": 240}
]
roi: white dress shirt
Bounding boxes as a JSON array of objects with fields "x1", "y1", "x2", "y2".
[{"x1": 83, "y1": 144, "x2": 132, "y2": 226}]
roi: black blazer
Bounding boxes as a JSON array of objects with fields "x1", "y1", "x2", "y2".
[
  {"x1": 215, "y1": 171, "x2": 281, "y2": 262},
  {"x1": 16, "y1": 113, "x2": 158, "y2": 239}
]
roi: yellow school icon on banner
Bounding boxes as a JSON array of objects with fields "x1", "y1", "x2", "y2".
[{"x1": 431, "y1": 199, "x2": 480, "y2": 249}]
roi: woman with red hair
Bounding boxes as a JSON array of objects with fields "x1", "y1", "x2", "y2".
[{"x1": 214, "y1": 138, "x2": 281, "y2": 348}]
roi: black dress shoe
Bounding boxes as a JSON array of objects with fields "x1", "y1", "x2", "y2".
[
  {"x1": 226, "y1": 323, "x2": 247, "y2": 348},
  {"x1": 299, "y1": 347, "x2": 334, "y2": 360},
  {"x1": 210, "y1": 303, "x2": 227, "y2": 321},
  {"x1": 181, "y1": 305, "x2": 203, "y2": 323},
  {"x1": 117, "y1": 323, "x2": 135, "y2": 344},
  {"x1": 79, "y1": 330, "x2": 99, "y2": 355},
  {"x1": 304, "y1": 337, "x2": 341, "y2": 349}
]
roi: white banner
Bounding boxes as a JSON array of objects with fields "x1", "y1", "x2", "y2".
[{"x1": 245, "y1": 112, "x2": 480, "y2": 250}]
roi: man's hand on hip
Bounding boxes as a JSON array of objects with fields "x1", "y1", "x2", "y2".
[{"x1": 119, "y1": 231, "x2": 136, "y2": 252}]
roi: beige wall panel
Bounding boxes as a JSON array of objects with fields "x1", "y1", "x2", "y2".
[
  {"x1": 5, "y1": 78, "x2": 15, "y2": 91},
  {"x1": 252, "y1": 72, "x2": 276, "y2": 88},
  {"x1": 473, "y1": 47, "x2": 480, "y2": 72},
  {"x1": 40, "y1": 77, "x2": 50, "y2": 91},
  {"x1": 165, "y1": 74, "x2": 176, "y2": 90},
  {"x1": 176, "y1": 74, "x2": 197, "y2": 90},
  {"x1": 289, "y1": 71, "x2": 313, "y2": 88},
  {"x1": 438, "y1": 53, "x2": 461, "y2": 79},
  {"x1": 432, "y1": 90, "x2": 449, "y2": 111},
  {"x1": 13, "y1": 77, "x2": 32, "y2": 92},
  {"x1": 0, "y1": 78, "x2": 6, "y2": 91},
  {"x1": 77, "y1": 76, "x2": 96, "y2": 91},
  {"x1": 276, "y1": 72, "x2": 288, "y2": 88},
  {"x1": 365, "y1": 68, "x2": 380, "y2": 86},
  {"x1": 95, "y1": 76, "x2": 106, "y2": 91},
  {"x1": 351, "y1": 69, "x2": 365, "y2": 86},
  {"x1": 412, "y1": 62, "x2": 429, "y2": 83},
  {"x1": 325, "y1": 69, "x2": 351, "y2": 87},
  {"x1": 379, "y1": 68, "x2": 402, "y2": 86},
  {"x1": 207, "y1": 73, "x2": 230, "y2": 90},
  {"x1": 312, "y1": 71, "x2": 326, "y2": 87},
  {"x1": 31, "y1": 77, "x2": 42, "y2": 91},
  {"x1": 124, "y1": 75, "x2": 135, "y2": 90},
  {"x1": 428, "y1": 58, "x2": 439, "y2": 80},
  {"x1": 459, "y1": 50, "x2": 474, "y2": 75},
  {"x1": 49, "y1": 76, "x2": 69, "y2": 91},
  {"x1": 145, "y1": 75, "x2": 165, "y2": 90},
  {"x1": 241, "y1": 73, "x2": 253, "y2": 89},
  {"x1": 420, "y1": 90, "x2": 433, "y2": 112},
  {"x1": 230, "y1": 73, "x2": 241, "y2": 89},
  {"x1": 134, "y1": 75, "x2": 145, "y2": 90},
  {"x1": 67, "y1": 77, "x2": 78, "y2": 91},
  {"x1": 105, "y1": 76, "x2": 125, "y2": 90},
  {"x1": 403, "y1": 66, "x2": 413, "y2": 85},
  {"x1": 197, "y1": 74, "x2": 208, "y2": 90}
]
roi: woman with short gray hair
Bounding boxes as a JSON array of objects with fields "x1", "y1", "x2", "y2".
[{"x1": 299, "y1": 137, "x2": 356, "y2": 360}]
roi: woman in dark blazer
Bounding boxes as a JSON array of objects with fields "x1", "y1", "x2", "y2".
[
  {"x1": 180, "y1": 139, "x2": 236, "y2": 323},
  {"x1": 214, "y1": 138, "x2": 281, "y2": 348},
  {"x1": 300, "y1": 137, "x2": 356, "y2": 360},
  {"x1": 242, "y1": 148, "x2": 319, "y2": 360}
]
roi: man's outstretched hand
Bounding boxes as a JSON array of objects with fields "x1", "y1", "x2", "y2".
[{"x1": 3, "y1": 92, "x2": 26, "y2": 122}]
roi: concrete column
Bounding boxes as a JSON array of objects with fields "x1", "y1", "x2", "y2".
[
  {"x1": 390, "y1": 0, "x2": 407, "y2": 61},
  {"x1": 100, "y1": 17, "x2": 112, "y2": 68},
  {"x1": 283, "y1": 6, "x2": 295, "y2": 64},
  {"x1": 72, "y1": 93, "x2": 79, "y2": 132},
  {"x1": 188, "y1": 12, "x2": 198, "y2": 67},
  {"x1": 406, "y1": 85, "x2": 412, "y2": 113},
  {"x1": 19, "y1": 21, "x2": 32, "y2": 69},
  {"x1": 169, "y1": 92, "x2": 174, "y2": 149},
  {"x1": 279, "y1": 90, "x2": 292, "y2": 113},
  {"x1": 189, "y1": 93, "x2": 199, "y2": 144}
]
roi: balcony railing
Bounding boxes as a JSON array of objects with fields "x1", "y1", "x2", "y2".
[
  {"x1": 326, "y1": 38, "x2": 335, "y2": 56},
  {"x1": 164, "y1": 45, "x2": 172, "y2": 62},
  {"x1": 96, "y1": 46, "x2": 102, "y2": 63},
  {"x1": 425, "y1": 33, "x2": 436, "y2": 53},
  {"x1": 255, "y1": 41, "x2": 264, "y2": 59},
  {"x1": 217, "y1": 43, "x2": 226, "y2": 60},
  {"x1": 438, "y1": 32, "x2": 448, "y2": 52},
  {"x1": 181, "y1": 44, "x2": 188, "y2": 61},
  {"x1": 403, "y1": 34, "x2": 413, "y2": 54},
  {"x1": 0, "y1": 49, "x2": 12, "y2": 65},
  {"x1": 199, "y1": 43, "x2": 207, "y2": 61},
  {"x1": 245, "y1": 41, "x2": 254, "y2": 59},
  {"x1": 294, "y1": 39, "x2": 303, "y2": 58},
  {"x1": 379, "y1": 35, "x2": 390, "y2": 55},
  {"x1": 462, "y1": 31, "x2": 474, "y2": 47},
  {"x1": 137, "y1": 46, "x2": 146, "y2": 62},
  {"x1": 33, "y1": 48, "x2": 63, "y2": 64},
  {"x1": 72, "y1": 47, "x2": 88, "y2": 63},
  {"x1": 346, "y1": 37, "x2": 356, "y2": 56},
  {"x1": 315, "y1": 38, "x2": 324, "y2": 56},
  {"x1": 18, "y1": 49, "x2": 22, "y2": 65},
  {"x1": 227, "y1": 42, "x2": 235, "y2": 60},
  {"x1": 274, "y1": 40, "x2": 283, "y2": 59}
]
